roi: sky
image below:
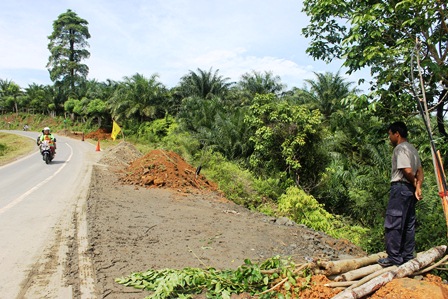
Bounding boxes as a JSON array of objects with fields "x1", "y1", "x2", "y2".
[{"x1": 0, "y1": 0, "x2": 370, "y2": 92}]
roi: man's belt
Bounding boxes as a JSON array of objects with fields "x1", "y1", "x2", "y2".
[{"x1": 391, "y1": 181, "x2": 413, "y2": 186}]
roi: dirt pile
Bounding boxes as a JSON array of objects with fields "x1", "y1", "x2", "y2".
[
  {"x1": 370, "y1": 275, "x2": 448, "y2": 299},
  {"x1": 295, "y1": 275, "x2": 341, "y2": 298},
  {"x1": 85, "y1": 128, "x2": 112, "y2": 141},
  {"x1": 53, "y1": 128, "x2": 112, "y2": 141},
  {"x1": 119, "y1": 149, "x2": 219, "y2": 194},
  {"x1": 100, "y1": 141, "x2": 143, "y2": 170}
]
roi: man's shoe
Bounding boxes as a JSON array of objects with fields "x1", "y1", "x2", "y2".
[{"x1": 377, "y1": 258, "x2": 396, "y2": 267}]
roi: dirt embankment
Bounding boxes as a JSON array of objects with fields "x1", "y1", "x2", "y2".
[{"x1": 84, "y1": 142, "x2": 448, "y2": 299}]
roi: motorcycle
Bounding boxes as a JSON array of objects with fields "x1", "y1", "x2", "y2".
[{"x1": 39, "y1": 140, "x2": 54, "y2": 164}]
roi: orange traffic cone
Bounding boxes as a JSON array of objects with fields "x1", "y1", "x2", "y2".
[{"x1": 96, "y1": 140, "x2": 101, "y2": 151}]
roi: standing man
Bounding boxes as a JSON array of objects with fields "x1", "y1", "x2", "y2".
[{"x1": 378, "y1": 121, "x2": 424, "y2": 267}]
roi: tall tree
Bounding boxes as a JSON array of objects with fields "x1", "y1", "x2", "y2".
[
  {"x1": 302, "y1": 0, "x2": 448, "y2": 134},
  {"x1": 47, "y1": 9, "x2": 91, "y2": 100}
]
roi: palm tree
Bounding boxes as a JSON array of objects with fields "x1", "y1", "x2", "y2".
[
  {"x1": 177, "y1": 95, "x2": 220, "y2": 133},
  {"x1": 76, "y1": 79, "x2": 117, "y2": 101},
  {"x1": 26, "y1": 83, "x2": 51, "y2": 114},
  {"x1": 177, "y1": 95, "x2": 253, "y2": 161},
  {"x1": 212, "y1": 107, "x2": 253, "y2": 160},
  {"x1": 177, "y1": 68, "x2": 232, "y2": 100},
  {"x1": 297, "y1": 71, "x2": 360, "y2": 119},
  {"x1": 108, "y1": 73, "x2": 167, "y2": 123},
  {"x1": 238, "y1": 70, "x2": 286, "y2": 97},
  {"x1": 0, "y1": 79, "x2": 23, "y2": 114}
]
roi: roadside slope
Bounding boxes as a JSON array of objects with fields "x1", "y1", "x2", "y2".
[{"x1": 86, "y1": 142, "x2": 365, "y2": 298}]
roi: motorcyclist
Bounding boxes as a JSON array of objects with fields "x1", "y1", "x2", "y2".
[{"x1": 37, "y1": 127, "x2": 57, "y2": 155}]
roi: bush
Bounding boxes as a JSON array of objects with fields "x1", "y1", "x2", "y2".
[
  {"x1": 416, "y1": 198, "x2": 448, "y2": 252},
  {"x1": 252, "y1": 176, "x2": 285, "y2": 202},
  {"x1": 199, "y1": 150, "x2": 261, "y2": 207},
  {"x1": 356, "y1": 222, "x2": 384, "y2": 254},
  {"x1": 278, "y1": 186, "x2": 334, "y2": 232},
  {"x1": 277, "y1": 186, "x2": 368, "y2": 247},
  {"x1": 0, "y1": 143, "x2": 7, "y2": 156},
  {"x1": 137, "y1": 115, "x2": 176, "y2": 142}
]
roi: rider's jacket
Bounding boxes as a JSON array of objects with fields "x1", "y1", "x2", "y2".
[{"x1": 39, "y1": 134, "x2": 55, "y2": 145}]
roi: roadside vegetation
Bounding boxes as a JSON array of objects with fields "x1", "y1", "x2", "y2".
[
  {"x1": 1, "y1": 1, "x2": 448, "y2": 296},
  {"x1": 0, "y1": 132, "x2": 35, "y2": 166}
]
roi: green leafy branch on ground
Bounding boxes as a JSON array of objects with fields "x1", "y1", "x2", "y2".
[{"x1": 116, "y1": 256, "x2": 310, "y2": 299}]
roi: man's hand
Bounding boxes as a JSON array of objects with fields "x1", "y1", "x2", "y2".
[
  {"x1": 415, "y1": 185, "x2": 423, "y2": 201},
  {"x1": 414, "y1": 166, "x2": 424, "y2": 201}
]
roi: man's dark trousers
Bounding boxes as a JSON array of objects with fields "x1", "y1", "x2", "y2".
[{"x1": 384, "y1": 182, "x2": 417, "y2": 265}]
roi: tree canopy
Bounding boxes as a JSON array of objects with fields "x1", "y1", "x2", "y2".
[
  {"x1": 47, "y1": 9, "x2": 91, "y2": 98},
  {"x1": 302, "y1": 0, "x2": 448, "y2": 131}
]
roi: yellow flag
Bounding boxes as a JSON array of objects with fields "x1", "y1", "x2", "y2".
[{"x1": 111, "y1": 121, "x2": 121, "y2": 140}]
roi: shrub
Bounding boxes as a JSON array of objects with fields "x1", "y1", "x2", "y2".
[
  {"x1": 137, "y1": 115, "x2": 176, "y2": 142},
  {"x1": 199, "y1": 150, "x2": 261, "y2": 207},
  {"x1": 0, "y1": 143, "x2": 7, "y2": 156},
  {"x1": 278, "y1": 186, "x2": 334, "y2": 232},
  {"x1": 277, "y1": 186, "x2": 368, "y2": 247}
]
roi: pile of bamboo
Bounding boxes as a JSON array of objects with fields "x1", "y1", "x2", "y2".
[{"x1": 310, "y1": 245, "x2": 447, "y2": 299}]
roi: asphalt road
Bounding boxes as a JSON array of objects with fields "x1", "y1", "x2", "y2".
[{"x1": 0, "y1": 130, "x2": 101, "y2": 299}]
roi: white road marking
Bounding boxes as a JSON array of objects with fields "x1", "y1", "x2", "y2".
[{"x1": 0, "y1": 143, "x2": 73, "y2": 215}]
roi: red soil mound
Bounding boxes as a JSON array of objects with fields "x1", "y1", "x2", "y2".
[
  {"x1": 84, "y1": 128, "x2": 112, "y2": 140},
  {"x1": 120, "y1": 149, "x2": 219, "y2": 194}
]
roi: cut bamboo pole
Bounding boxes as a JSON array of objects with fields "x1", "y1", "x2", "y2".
[
  {"x1": 330, "y1": 245, "x2": 447, "y2": 299},
  {"x1": 325, "y1": 281, "x2": 355, "y2": 288},
  {"x1": 394, "y1": 246, "x2": 446, "y2": 278},
  {"x1": 315, "y1": 252, "x2": 387, "y2": 276},
  {"x1": 414, "y1": 254, "x2": 448, "y2": 275},
  {"x1": 346, "y1": 266, "x2": 397, "y2": 290},
  {"x1": 333, "y1": 264, "x2": 383, "y2": 282}
]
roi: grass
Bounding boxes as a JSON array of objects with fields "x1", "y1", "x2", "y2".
[{"x1": 0, "y1": 132, "x2": 36, "y2": 166}]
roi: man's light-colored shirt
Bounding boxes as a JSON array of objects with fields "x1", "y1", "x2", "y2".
[{"x1": 391, "y1": 141, "x2": 421, "y2": 183}]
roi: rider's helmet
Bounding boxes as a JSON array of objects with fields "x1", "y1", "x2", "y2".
[{"x1": 43, "y1": 127, "x2": 50, "y2": 133}]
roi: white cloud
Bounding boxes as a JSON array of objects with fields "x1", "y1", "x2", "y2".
[{"x1": 0, "y1": 0, "x2": 371, "y2": 91}]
